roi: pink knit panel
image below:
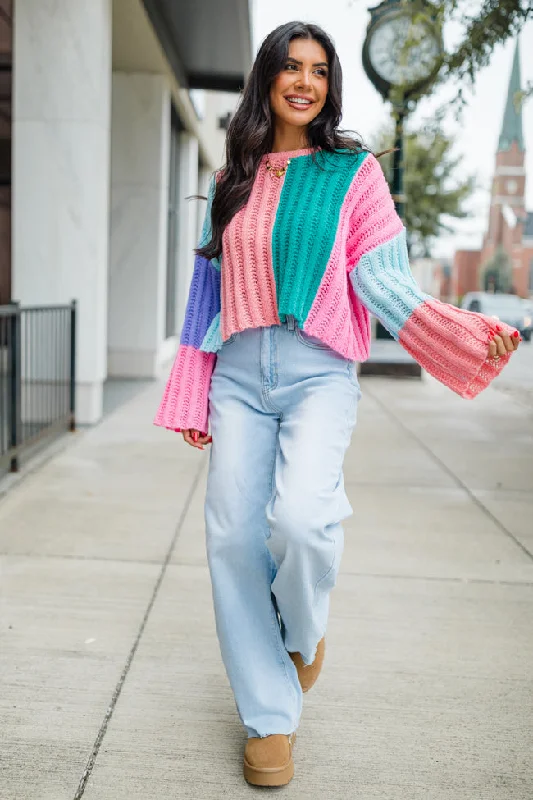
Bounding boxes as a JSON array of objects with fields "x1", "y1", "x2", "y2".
[
  {"x1": 305, "y1": 167, "x2": 367, "y2": 360},
  {"x1": 305, "y1": 154, "x2": 403, "y2": 361},
  {"x1": 399, "y1": 299, "x2": 514, "y2": 399},
  {"x1": 345, "y1": 155, "x2": 404, "y2": 266},
  {"x1": 220, "y1": 159, "x2": 282, "y2": 340},
  {"x1": 153, "y1": 344, "x2": 216, "y2": 434}
]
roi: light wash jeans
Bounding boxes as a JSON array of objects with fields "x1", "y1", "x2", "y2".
[{"x1": 204, "y1": 317, "x2": 360, "y2": 738}]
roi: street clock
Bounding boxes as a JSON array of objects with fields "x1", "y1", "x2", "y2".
[{"x1": 362, "y1": 0, "x2": 443, "y2": 102}]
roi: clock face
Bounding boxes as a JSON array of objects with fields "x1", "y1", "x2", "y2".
[
  {"x1": 507, "y1": 179, "x2": 518, "y2": 195},
  {"x1": 368, "y1": 12, "x2": 441, "y2": 86}
]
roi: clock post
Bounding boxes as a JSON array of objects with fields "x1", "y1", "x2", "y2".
[
  {"x1": 362, "y1": 0, "x2": 443, "y2": 221},
  {"x1": 391, "y1": 104, "x2": 406, "y2": 220},
  {"x1": 361, "y1": 0, "x2": 443, "y2": 365}
]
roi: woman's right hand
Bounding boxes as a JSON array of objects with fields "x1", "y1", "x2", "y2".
[{"x1": 182, "y1": 429, "x2": 212, "y2": 450}]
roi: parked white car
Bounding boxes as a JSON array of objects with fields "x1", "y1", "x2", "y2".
[{"x1": 461, "y1": 292, "x2": 532, "y2": 342}]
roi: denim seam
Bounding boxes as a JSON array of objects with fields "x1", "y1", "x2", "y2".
[
  {"x1": 312, "y1": 503, "x2": 341, "y2": 604},
  {"x1": 295, "y1": 326, "x2": 331, "y2": 350},
  {"x1": 311, "y1": 409, "x2": 354, "y2": 610},
  {"x1": 260, "y1": 327, "x2": 283, "y2": 414},
  {"x1": 268, "y1": 599, "x2": 301, "y2": 718},
  {"x1": 342, "y1": 367, "x2": 360, "y2": 426},
  {"x1": 265, "y1": 427, "x2": 282, "y2": 546},
  {"x1": 347, "y1": 361, "x2": 362, "y2": 395},
  {"x1": 270, "y1": 326, "x2": 278, "y2": 388},
  {"x1": 313, "y1": 545, "x2": 337, "y2": 600},
  {"x1": 266, "y1": 422, "x2": 300, "y2": 722},
  {"x1": 262, "y1": 386, "x2": 283, "y2": 415},
  {"x1": 267, "y1": 427, "x2": 281, "y2": 538},
  {"x1": 312, "y1": 457, "x2": 348, "y2": 603}
]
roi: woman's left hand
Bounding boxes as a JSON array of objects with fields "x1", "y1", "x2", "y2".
[{"x1": 488, "y1": 325, "x2": 521, "y2": 359}]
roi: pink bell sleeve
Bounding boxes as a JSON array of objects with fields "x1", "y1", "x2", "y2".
[{"x1": 347, "y1": 155, "x2": 514, "y2": 399}]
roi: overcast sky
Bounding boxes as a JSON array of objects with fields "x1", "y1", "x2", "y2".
[{"x1": 252, "y1": 0, "x2": 533, "y2": 259}]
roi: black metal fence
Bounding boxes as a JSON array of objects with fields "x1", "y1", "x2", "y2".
[{"x1": 0, "y1": 301, "x2": 76, "y2": 473}]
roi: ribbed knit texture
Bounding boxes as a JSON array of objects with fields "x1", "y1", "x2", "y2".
[
  {"x1": 180, "y1": 255, "x2": 221, "y2": 349},
  {"x1": 346, "y1": 154, "x2": 405, "y2": 265},
  {"x1": 305, "y1": 152, "x2": 403, "y2": 359},
  {"x1": 351, "y1": 229, "x2": 429, "y2": 338},
  {"x1": 154, "y1": 176, "x2": 220, "y2": 433},
  {"x1": 272, "y1": 150, "x2": 363, "y2": 325},
  {"x1": 154, "y1": 150, "x2": 515, "y2": 433},
  {"x1": 346, "y1": 157, "x2": 515, "y2": 396},
  {"x1": 221, "y1": 154, "x2": 284, "y2": 339},
  {"x1": 201, "y1": 312, "x2": 223, "y2": 352},
  {"x1": 153, "y1": 345, "x2": 215, "y2": 433},
  {"x1": 400, "y1": 300, "x2": 512, "y2": 397}
]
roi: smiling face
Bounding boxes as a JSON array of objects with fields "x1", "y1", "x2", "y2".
[{"x1": 269, "y1": 37, "x2": 329, "y2": 135}]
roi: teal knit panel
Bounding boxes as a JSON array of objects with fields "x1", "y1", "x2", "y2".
[
  {"x1": 272, "y1": 150, "x2": 369, "y2": 325},
  {"x1": 198, "y1": 175, "x2": 221, "y2": 271}
]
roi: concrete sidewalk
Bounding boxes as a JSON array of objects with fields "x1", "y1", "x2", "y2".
[{"x1": 1, "y1": 373, "x2": 532, "y2": 799}]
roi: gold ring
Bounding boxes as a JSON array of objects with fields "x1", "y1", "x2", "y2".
[{"x1": 492, "y1": 354, "x2": 500, "y2": 361}]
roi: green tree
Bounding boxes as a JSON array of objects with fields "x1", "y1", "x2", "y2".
[
  {"x1": 481, "y1": 246, "x2": 513, "y2": 293},
  {"x1": 438, "y1": 0, "x2": 531, "y2": 101},
  {"x1": 373, "y1": 124, "x2": 475, "y2": 257}
]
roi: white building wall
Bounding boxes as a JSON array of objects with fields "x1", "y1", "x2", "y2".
[
  {"x1": 12, "y1": 0, "x2": 112, "y2": 424},
  {"x1": 12, "y1": 0, "x2": 241, "y2": 425},
  {"x1": 175, "y1": 133, "x2": 199, "y2": 335},
  {"x1": 194, "y1": 90, "x2": 236, "y2": 169},
  {"x1": 108, "y1": 73, "x2": 171, "y2": 378}
]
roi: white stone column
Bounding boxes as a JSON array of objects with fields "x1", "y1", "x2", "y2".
[
  {"x1": 12, "y1": 0, "x2": 112, "y2": 424},
  {"x1": 107, "y1": 73, "x2": 171, "y2": 378},
  {"x1": 175, "y1": 133, "x2": 199, "y2": 335}
]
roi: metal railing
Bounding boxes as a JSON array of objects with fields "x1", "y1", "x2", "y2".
[{"x1": 0, "y1": 301, "x2": 76, "y2": 473}]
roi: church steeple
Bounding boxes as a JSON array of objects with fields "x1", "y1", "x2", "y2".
[{"x1": 498, "y1": 40, "x2": 524, "y2": 153}]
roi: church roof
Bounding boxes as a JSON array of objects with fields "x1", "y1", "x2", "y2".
[{"x1": 498, "y1": 40, "x2": 524, "y2": 153}]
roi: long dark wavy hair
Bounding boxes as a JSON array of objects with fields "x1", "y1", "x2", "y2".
[{"x1": 197, "y1": 21, "x2": 367, "y2": 261}]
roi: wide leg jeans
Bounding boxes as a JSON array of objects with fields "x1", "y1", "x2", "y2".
[{"x1": 204, "y1": 318, "x2": 360, "y2": 738}]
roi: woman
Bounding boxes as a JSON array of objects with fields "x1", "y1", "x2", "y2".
[{"x1": 154, "y1": 21, "x2": 519, "y2": 787}]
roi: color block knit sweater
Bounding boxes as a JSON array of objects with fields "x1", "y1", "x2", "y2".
[{"x1": 155, "y1": 148, "x2": 513, "y2": 434}]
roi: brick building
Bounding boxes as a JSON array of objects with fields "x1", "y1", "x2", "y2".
[{"x1": 453, "y1": 41, "x2": 533, "y2": 300}]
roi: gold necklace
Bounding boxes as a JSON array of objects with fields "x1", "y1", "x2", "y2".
[{"x1": 265, "y1": 157, "x2": 291, "y2": 179}]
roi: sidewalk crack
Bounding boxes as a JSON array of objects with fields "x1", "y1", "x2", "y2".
[{"x1": 72, "y1": 460, "x2": 206, "y2": 800}]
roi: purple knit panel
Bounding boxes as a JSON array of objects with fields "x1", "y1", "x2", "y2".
[{"x1": 180, "y1": 255, "x2": 221, "y2": 349}]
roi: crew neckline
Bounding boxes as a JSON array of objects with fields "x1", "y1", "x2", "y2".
[{"x1": 263, "y1": 147, "x2": 317, "y2": 161}]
